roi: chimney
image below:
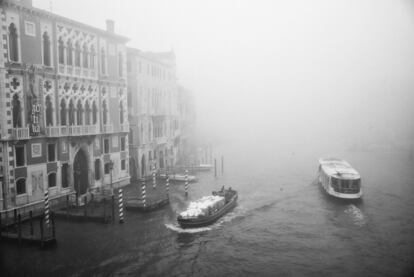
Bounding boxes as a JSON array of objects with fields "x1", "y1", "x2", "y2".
[{"x1": 106, "y1": 19, "x2": 115, "y2": 33}]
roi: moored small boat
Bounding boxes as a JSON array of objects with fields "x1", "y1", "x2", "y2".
[
  {"x1": 318, "y1": 158, "x2": 362, "y2": 199},
  {"x1": 177, "y1": 187, "x2": 238, "y2": 228},
  {"x1": 159, "y1": 173, "x2": 198, "y2": 182}
]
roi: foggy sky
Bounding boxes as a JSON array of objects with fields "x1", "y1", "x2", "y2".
[{"x1": 35, "y1": 0, "x2": 414, "y2": 150}]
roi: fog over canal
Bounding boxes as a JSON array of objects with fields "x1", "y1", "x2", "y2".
[{"x1": 2, "y1": 0, "x2": 414, "y2": 276}]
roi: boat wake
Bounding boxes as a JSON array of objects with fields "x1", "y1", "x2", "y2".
[
  {"x1": 165, "y1": 206, "x2": 246, "y2": 233},
  {"x1": 165, "y1": 223, "x2": 212, "y2": 233},
  {"x1": 344, "y1": 204, "x2": 366, "y2": 227}
]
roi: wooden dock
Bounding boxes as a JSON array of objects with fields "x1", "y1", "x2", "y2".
[{"x1": 0, "y1": 213, "x2": 56, "y2": 248}]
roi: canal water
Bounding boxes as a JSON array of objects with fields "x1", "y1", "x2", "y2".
[{"x1": 1, "y1": 141, "x2": 414, "y2": 276}]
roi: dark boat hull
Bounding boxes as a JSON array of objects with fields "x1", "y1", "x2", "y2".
[{"x1": 177, "y1": 194, "x2": 238, "y2": 228}]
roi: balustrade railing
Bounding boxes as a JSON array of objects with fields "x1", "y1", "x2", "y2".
[
  {"x1": 103, "y1": 124, "x2": 113, "y2": 134},
  {"x1": 12, "y1": 127, "x2": 30, "y2": 140},
  {"x1": 45, "y1": 126, "x2": 60, "y2": 137}
]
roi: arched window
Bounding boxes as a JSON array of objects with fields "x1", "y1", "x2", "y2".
[
  {"x1": 61, "y1": 163, "x2": 69, "y2": 188},
  {"x1": 119, "y1": 101, "x2": 124, "y2": 124},
  {"x1": 90, "y1": 46, "x2": 95, "y2": 69},
  {"x1": 45, "y1": 95, "x2": 53, "y2": 126},
  {"x1": 102, "y1": 100, "x2": 108, "y2": 124},
  {"x1": 43, "y1": 32, "x2": 51, "y2": 66},
  {"x1": 76, "y1": 100, "x2": 83, "y2": 125},
  {"x1": 67, "y1": 39, "x2": 73, "y2": 66},
  {"x1": 48, "y1": 172, "x2": 56, "y2": 187},
  {"x1": 12, "y1": 94, "x2": 22, "y2": 127},
  {"x1": 60, "y1": 99, "x2": 67, "y2": 126},
  {"x1": 75, "y1": 42, "x2": 81, "y2": 67},
  {"x1": 69, "y1": 99, "x2": 75, "y2": 125},
  {"x1": 94, "y1": 159, "x2": 101, "y2": 180},
  {"x1": 58, "y1": 37, "x2": 64, "y2": 64},
  {"x1": 8, "y1": 23, "x2": 19, "y2": 62},
  {"x1": 16, "y1": 178, "x2": 26, "y2": 195},
  {"x1": 101, "y1": 47, "x2": 106, "y2": 74},
  {"x1": 92, "y1": 101, "x2": 98, "y2": 124},
  {"x1": 85, "y1": 101, "x2": 91, "y2": 125},
  {"x1": 118, "y1": 52, "x2": 123, "y2": 77},
  {"x1": 83, "y1": 44, "x2": 89, "y2": 68}
]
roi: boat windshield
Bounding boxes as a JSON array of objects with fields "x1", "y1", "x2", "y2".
[{"x1": 331, "y1": 177, "x2": 361, "y2": 194}]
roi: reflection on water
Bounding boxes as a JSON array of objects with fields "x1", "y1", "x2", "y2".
[{"x1": 1, "y1": 142, "x2": 414, "y2": 276}]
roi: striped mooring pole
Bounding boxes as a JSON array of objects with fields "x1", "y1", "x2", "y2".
[
  {"x1": 152, "y1": 164, "x2": 156, "y2": 190},
  {"x1": 44, "y1": 190, "x2": 50, "y2": 228},
  {"x1": 118, "y1": 188, "x2": 124, "y2": 223},
  {"x1": 141, "y1": 178, "x2": 147, "y2": 208},
  {"x1": 184, "y1": 169, "x2": 189, "y2": 196},
  {"x1": 166, "y1": 171, "x2": 170, "y2": 197}
]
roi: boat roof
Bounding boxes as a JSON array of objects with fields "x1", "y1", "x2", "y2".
[{"x1": 319, "y1": 158, "x2": 360, "y2": 179}]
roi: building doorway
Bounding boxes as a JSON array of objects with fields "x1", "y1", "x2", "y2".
[
  {"x1": 73, "y1": 149, "x2": 88, "y2": 195},
  {"x1": 130, "y1": 157, "x2": 138, "y2": 181},
  {"x1": 141, "y1": 154, "x2": 146, "y2": 178}
]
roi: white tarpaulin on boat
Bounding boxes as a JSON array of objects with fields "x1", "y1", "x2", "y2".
[{"x1": 180, "y1": 195, "x2": 225, "y2": 218}]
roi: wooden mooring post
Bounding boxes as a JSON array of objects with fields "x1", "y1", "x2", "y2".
[
  {"x1": 214, "y1": 159, "x2": 217, "y2": 177},
  {"x1": 29, "y1": 210, "x2": 34, "y2": 236},
  {"x1": 111, "y1": 194, "x2": 115, "y2": 223}
]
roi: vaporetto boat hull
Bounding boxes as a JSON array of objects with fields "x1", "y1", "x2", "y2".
[{"x1": 318, "y1": 158, "x2": 362, "y2": 199}]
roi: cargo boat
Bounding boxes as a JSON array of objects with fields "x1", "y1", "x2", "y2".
[
  {"x1": 177, "y1": 187, "x2": 238, "y2": 228},
  {"x1": 318, "y1": 158, "x2": 362, "y2": 199}
]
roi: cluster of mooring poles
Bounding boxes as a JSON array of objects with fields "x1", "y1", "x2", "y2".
[{"x1": 214, "y1": 155, "x2": 224, "y2": 178}]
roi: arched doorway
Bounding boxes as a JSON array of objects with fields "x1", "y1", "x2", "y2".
[
  {"x1": 141, "y1": 154, "x2": 146, "y2": 178},
  {"x1": 73, "y1": 149, "x2": 89, "y2": 195},
  {"x1": 129, "y1": 157, "x2": 138, "y2": 181}
]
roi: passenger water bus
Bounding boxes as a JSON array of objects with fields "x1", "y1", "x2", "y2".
[
  {"x1": 318, "y1": 158, "x2": 362, "y2": 199},
  {"x1": 177, "y1": 187, "x2": 238, "y2": 228}
]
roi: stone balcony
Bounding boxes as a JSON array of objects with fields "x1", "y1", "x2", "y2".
[
  {"x1": 103, "y1": 124, "x2": 114, "y2": 134},
  {"x1": 12, "y1": 127, "x2": 30, "y2": 140},
  {"x1": 45, "y1": 125, "x2": 98, "y2": 137},
  {"x1": 120, "y1": 123, "x2": 130, "y2": 133}
]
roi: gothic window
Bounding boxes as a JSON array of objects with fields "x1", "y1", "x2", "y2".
[
  {"x1": 45, "y1": 95, "x2": 53, "y2": 126},
  {"x1": 101, "y1": 47, "x2": 106, "y2": 74},
  {"x1": 85, "y1": 101, "x2": 91, "y2": 125},
  {"x1": 118, "y1": 52, "x2": 123, "y2": 77},
  {"x1": 92, "y1": 101, "x2": 97, "y2": 124},
  {"x1": 58, "y1": 37, "x2": 64, "y2": 64},
  {"x1": 90, "y1": 46, "x2": 95, "y2": 69},
  {"x1": 15, "y1": 145, "x2": 25, "y2": 167},
  {"x1": 60, "y1": 99, "x2": 67, "y2": 125},
  {"x1": 69, "y1": 99, "x2": 75, "y2": 125},
  {"x1": 83, "y1": 44, "x2": 89, "y2": 68},
  {"x1": 119, "y1": 101, "x2": 124, "y2": 124},
  {"x1": 16, "y1": 178, "x2": 26, "y2": 195},
  {"x1": 67, "y1": 39, "x2": 73, "y2": 66},
  {"x1": 43, "y1": 32, "x2": 51, "y2": 66},
  {"x1": 75, "y1": 42, "x2": 81, "y2": 67},
  {"x1": 76, "y1": 100, "x2": 83, "y2": 125},
  {"x1": 8, "y1": 23, "x2": 19, "y2": 62},
  {"x1": 61, "y1": 163, "x2": 69, "y2": 188},
  {"x1": 12, "y1": 94, "x2": 22, "y2": 128},
  {"x1": 48, "y1": 173, "x2": 56, "y2": 187},
  {"x1": 102, "y1": 100, "x2": 108, "y2": 125}
]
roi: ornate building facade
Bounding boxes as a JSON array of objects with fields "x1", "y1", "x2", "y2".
[
  {"x1": 0, "y1": 0, "x2": 130, "y2": 210},
  {"x1": 127, "y1": 48, "x2": 185, "y2": 180}
]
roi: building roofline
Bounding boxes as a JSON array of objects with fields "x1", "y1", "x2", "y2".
[
  {"x1": 4, "y1": 0, "x2": 129, "y2": 42},
  {"x1": 127, "y1": 47, "x2": 174, "y2": 67}
]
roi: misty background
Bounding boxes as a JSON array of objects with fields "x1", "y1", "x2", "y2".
[{"x1": 35, "y1": 0, "x2": 414, "y2": 153}]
